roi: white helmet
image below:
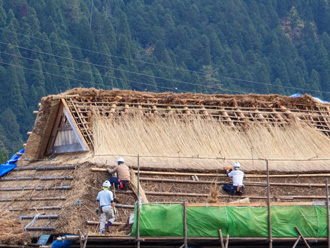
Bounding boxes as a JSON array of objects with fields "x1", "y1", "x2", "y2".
[
  {"x1": 233, "y1": 162, "x2": 240, "y2": 168},
  {"x1": 117, "y1": 157, "x2": 124, "y2": 163},
  {"x1": 103, "y1": 180, "x2": 111, "y2": 188}
]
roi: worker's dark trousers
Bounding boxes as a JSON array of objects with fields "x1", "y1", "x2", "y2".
[
  {"x1": 110, "y1": 176, "x2": 129, "y2": 190},
  {"x1": 109, "y1": 176, "x2": 120, "y2": 187},
  {"x1": 222, "y1": 185, "x2": 244, "y2": 195}
]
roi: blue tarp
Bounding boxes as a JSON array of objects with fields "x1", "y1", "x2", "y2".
[
  {"x1": 290, "y1": 93, "x2": 329, "y2": 103},
  {"x1": 0, "y1": 148, "x2": 24, "y2": 177},
  {"x1": 51, "y1": 235, "x2": 74, "y2": 248}
]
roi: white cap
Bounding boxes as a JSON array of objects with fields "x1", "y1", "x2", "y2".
[
  {"x1": 117, "y1": 157, "x2": 124, "y2": 163},
  {"x1": 233, "y1": 162, "x2": 240, "y2": 168},
  {"x1": 103, "y1": 180, "x2": 111, "y2": 188}
]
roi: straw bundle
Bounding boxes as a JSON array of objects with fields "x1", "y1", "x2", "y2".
[
  {"x1": 93, "y1": 114, "x2": 330, "y2": 171},
  {"x1": 129, "y1": 168, "x2": 149, "y2": 203},
  {"x1": 206, "y1": 183, "x2": 219, "y2": 203},
  {"x1": 0, "y1": 210, "x2": 30, "y2": 244}
]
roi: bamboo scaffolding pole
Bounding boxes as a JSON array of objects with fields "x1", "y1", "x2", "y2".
[
  {"x1": 14, "y1": 165, "x2": 75, "y2": 171},
  {"x1": 86, "y1": 221, "x2": 125, "y2": 225},
  {"x1": 183, "y1": 201, "x2": 187, "y2": 248},
  {"x1": 1, "y1": 176, "x2": 74, "y2": 181},
  {"x1": 266, "y1": 160, "x2": 272, "y2": 248},
  {"x1": 186, "y1": 202, "x2": 315, "y2": 207},
  {"x1": 25, "y1": 227, "x2": 55, "y2": 231},
  {"x1": 8, "y1": 206, "x2": 61, "y2": 211},
  {"x1": 20, "y1": 215, "x2": 58, "y2": 219},
  {"x1": 295, "y1": 226, "x2": 310, "y2": 248},
  {"x1": 326, "y1": 179, "x2": 330, "y2": 248},
  {"x1": 116, "y1": 190, "x2": 330, "y2": 200},
  {"x1": 138, "y1": 177, "x2": 329, "y2": 188},
  {"x1": 292, "y1": 236, "x2": 301, "y2": 248},
  {"x1": 91, "y1": 168, "x2": 330, "y2": 178},
  {"x1": 219, "y1": 229, "x2": 224, "y2": 248},
  {"x1": 0, "y1": 196, "x2": 66, "y2": 201},
  {"x1": 137, "y1": 154, "x2": 141, "y2": 248},
  {"x1": 0, "y1": 186, "x2": 72, "y2": 191},
  {"x1": 225, "y1": 234, "x2": 229, "y2": 248}
]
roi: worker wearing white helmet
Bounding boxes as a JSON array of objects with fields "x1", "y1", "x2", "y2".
[
  {"x1": 107, "y1": 157, "x2": 130, "y2": 190},
  {"x1": 222, "y1": 162, "x2": 245, "y2": 195},
  {"x1": 96, "y1": 180, "x2": 116, "y2": 234}
]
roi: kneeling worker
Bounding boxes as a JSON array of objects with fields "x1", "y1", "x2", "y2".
[
  {"x1": 222, "y1": 162, "x2": 245, "y2": 195},
  {"x1": 107, "y1": 157, "x2": 130, "y2": 190},
  {"x1": 96, "y1": 180, "x2": 116, "y2": 234}
]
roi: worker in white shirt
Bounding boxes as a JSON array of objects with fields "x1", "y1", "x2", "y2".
[
  {"x1": 222, "y1": 162, "x2": 245, "y2": 195},
  {"x1": 96, "y1": 180, "x2": 116, "y2": 234}
]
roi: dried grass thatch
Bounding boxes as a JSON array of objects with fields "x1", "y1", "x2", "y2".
[
  {"x1": 206, "y1": 183, "x2": 219, "y2": 203},
  {"x1": 0, "y1": 210, "x2": 31, "y2": 245},
  {"x1": 93, "y1": 114, "x2": 330, "y2": 172}
]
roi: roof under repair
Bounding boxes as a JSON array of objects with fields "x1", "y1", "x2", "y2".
[{"x1": 1, "y1": 88, "x2": 330, "y2": 247}]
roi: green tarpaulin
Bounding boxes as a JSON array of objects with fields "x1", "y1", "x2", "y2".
[{"x1": 131, "y1": 204, "x2": 328, "y2": 237}]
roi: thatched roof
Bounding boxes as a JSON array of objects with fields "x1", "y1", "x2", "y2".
[
  {"x1": 20, "y1": 88, "x2": 330, "y2": 172},
  {"x1": 3, "y1": 88, "x2": 330, "y2": 244}
]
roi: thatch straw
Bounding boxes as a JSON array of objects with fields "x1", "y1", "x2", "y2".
[
  {"x1": 206, "y1": 183, "x2": 219, "y2": 203},
  {"x1": 93, "y1": 114, "x2": 330, "y2": 172},
  {"x1": 129, "y1": 168, "x2": 148, "y2": 203},
  {"x1": 0, "y1": 210, "x2": 30, "y2": 244}
]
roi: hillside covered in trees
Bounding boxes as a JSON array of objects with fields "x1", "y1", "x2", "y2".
[{"x1": 1, "y1": 0, "x2": 330, "y2": 161}]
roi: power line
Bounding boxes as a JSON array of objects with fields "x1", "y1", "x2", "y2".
[
  {"x1": 0, "y1": 61, "x2": 181, "y2": 93},
  {"x1": 0, "y1": 28, "x2": 322, "y2": 96},
  {"x1": 0, "y1": 41, "x2": 238, "y2": 93},
  {"x1": 0, "y1": 41, "x2": 245, "y2": 94}
]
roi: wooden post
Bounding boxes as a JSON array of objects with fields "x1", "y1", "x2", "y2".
[
  {"x1": 83, "y1": 231, "x2": 88, "y2": 248},
  {"x1": 292, "y1": 236, "x2": 301, "y2": 248},
  {"x1": 183, "y1": 201, "x2": 188, "y2": 248},
  {"x1": 266, "y1": 159, "x2": 272, "y2": 248},
  {"x1": 326, "y1": 179, "x2": 330, "y2": 248},
  {"x1": 137, "y1": 154, "x2": 140, "y2": 248},
  {"x1": 218, "y1": 229, "x2": 225, "y2": 248},
  {"x1": 225, "y1": 233, "x2": 229, "y2": 248},
  {"x1": 294, "y1": 226, "x2": 310, "y2": 248}
]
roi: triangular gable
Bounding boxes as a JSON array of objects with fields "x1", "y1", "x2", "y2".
[{"x1": 47, "y1": 100, "x2": 89, "y2": 154}]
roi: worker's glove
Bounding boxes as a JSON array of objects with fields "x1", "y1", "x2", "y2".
[
  {"x1": 226, "y1": 169, "x2": 230, "y2": 174},
  {"x1": 95, "y1": 208, "x2": 99, "y2": 215},
  {"x1": 113, "y1": 208, "x2": 117, "y2": 215}
]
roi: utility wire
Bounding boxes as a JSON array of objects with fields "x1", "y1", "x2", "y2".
[
  {"x1": 0, "y1": 41, "x2": 243, "y2": 94},
  {"x1": 0, "y1": 61, "x2": 183, "y2": 92},
  {"x1": 0, "y1": 28, "x2": 322, "y2": 95}
]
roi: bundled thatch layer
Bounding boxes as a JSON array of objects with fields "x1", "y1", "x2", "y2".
[
  {"x1": 93, "y1": 114, "x2": 330, "y2": 172},
  {"x1": 0, "y1": 210, "x2": 30, "y2": 245}
]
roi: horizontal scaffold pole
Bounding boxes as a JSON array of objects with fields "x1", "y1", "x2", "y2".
[{"x1": 91, "y1": 168, "x2": 330, "y2": 178}]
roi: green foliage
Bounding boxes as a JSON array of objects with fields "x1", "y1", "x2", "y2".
[{"x1": 0, "y1": 0, "x2": 330, "y2": 155}]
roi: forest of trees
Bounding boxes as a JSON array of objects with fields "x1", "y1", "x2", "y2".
[{"x1": 1, "y1": 0, "x2": 330, "y2": 162}]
